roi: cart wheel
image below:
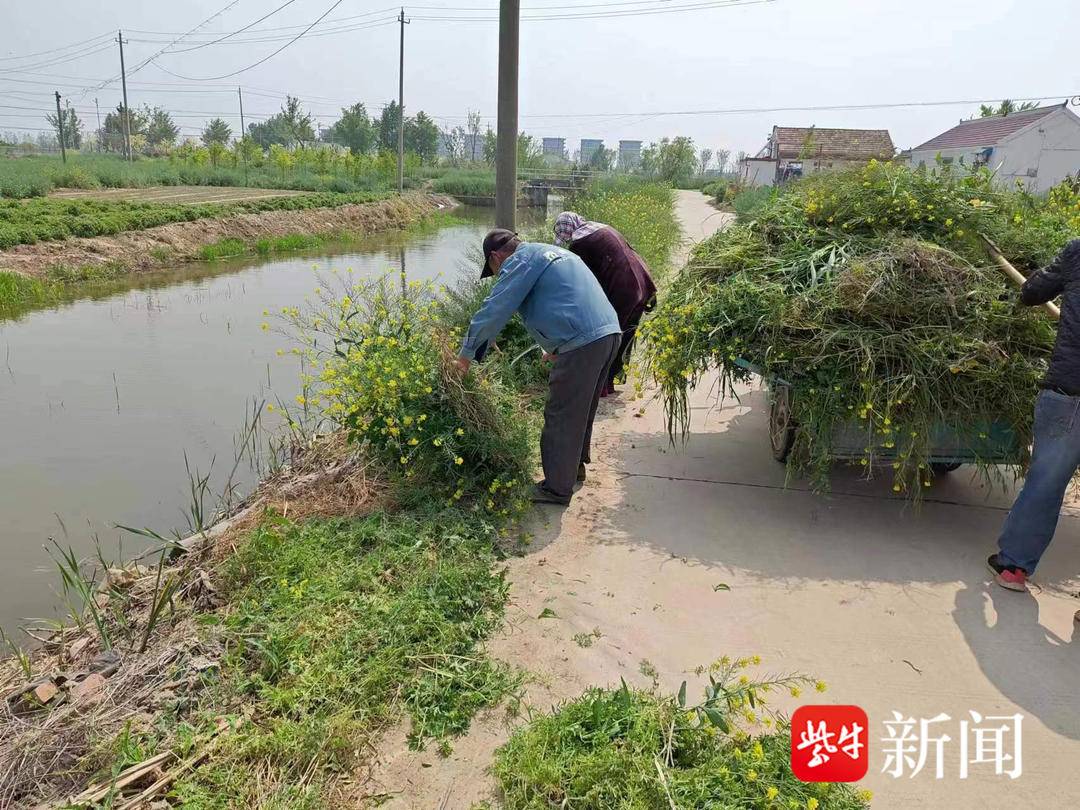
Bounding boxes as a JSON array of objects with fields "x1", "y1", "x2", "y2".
[
  {"x1": 769, "y1": 385, "x2": 796, "y2": 463},
  {"x1": 930, "y1": 462, "x2": 962, "y2": 475}
]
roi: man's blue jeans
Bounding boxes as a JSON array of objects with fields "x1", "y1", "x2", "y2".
[{"x1": 998, "y1": 389, "x2": 1080, "y2": 574}]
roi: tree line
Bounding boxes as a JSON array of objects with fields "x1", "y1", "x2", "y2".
[{"x1": 43, "y1": 95, "x2": 453, "y2": 164}]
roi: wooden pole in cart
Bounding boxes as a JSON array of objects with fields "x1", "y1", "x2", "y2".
[{"x1": 981, "y1": 234, "x2": 1061, "y2": 320}]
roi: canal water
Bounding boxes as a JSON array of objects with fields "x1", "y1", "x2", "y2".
[{"x1": 0, "y1": 206, "x2": 540, "y2": 634}]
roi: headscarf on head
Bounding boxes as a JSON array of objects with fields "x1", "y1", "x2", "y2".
[{"x1": 553, "y1": 211, "x2": 604, "y2": 247}]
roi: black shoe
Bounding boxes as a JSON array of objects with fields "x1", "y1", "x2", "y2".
[
  {"x1": 577, "y1": 463, "x2": 587, "y2": 483},
  {"x1": 987, "y1": 554, "x2": 1028, "y2": 592},
  {"x1": 531, "y1": 482, "x2": 571, "y2": 505}
]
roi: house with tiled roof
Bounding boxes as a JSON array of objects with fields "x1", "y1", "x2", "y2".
[
  {"x1": 908, "y1": 102, "x2": 1080, "y2": 192},
  {"x1": 740, "y1": 126, "x2": 895, "y2": 188}
]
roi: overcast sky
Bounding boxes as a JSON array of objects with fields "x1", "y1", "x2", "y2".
[{"x1": 3, "y1": 0, "x2": 1078, "y2": 157}]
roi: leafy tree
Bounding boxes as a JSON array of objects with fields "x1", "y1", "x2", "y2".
[
  {"x1": 642, "y1": 136, "x2": 696, "y2": 185},
  {"x1": 978, "y1": 99, "x2": 1039, "y2": 118},
  {"x1": 326, "y1": 103, "x2": 375, "y2": 154},
  {"x1": 466, "y1": 109, "x2": 483, "y2": 161},
  {"x1": 483, "y1": 126, "x2": 497, "y2": 165},
  {"x1": 445, "y1": 126, "x2": 466, "y2": 166},
  {"x1": 233, "y1": 136, "x2": 263, "y2": 167},
  {"x1": 145, "y1": 107, "x2": 179, "y2": 149},
  {"x1": 103, "y1": 104, "x2": 147, "y2": 153},
  {"x1": 269, "y1": 143, "x2": 294, "y2": 181},
  {"x1": 377, "y1": 102, "x2": 401, "y2": 153},
  {"x1": 517, "y1": 132, "x2": 543, "y2": 169},
  {"x1": 201, "y1": 117, "x2": 232, "y2": 146},
  {"x1": 585, "y1": 145, "x2": 616, "y2": 172},
  {"x1": 248, "y1": 96, "x2": 315, "y2": 148},
  {"x1": 715, "y1": 147, "x2": 731, "y2": 175},
  {"x1": 206, "y1": 140, "x2": 228, "y2": 168},
  {"x1": 698, "y1": 148, "x2": 714, "y2": 175},
  {"x1": 45, "y1": 103, "x2": 82, "y2": 149},
  {"x1": 406, "y1": 111, "x2": 440, "y2": 164}
]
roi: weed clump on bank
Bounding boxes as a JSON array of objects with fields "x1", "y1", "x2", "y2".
[
  {"x1": 283, "y1": 273, "x2": 537, "y2": 515},
  {"x1": 494, "y1": 657, "x2": 871, "y2": 810},
  {"x1": 645, "y1": 162, "x2": 1073, "y2": 495}
]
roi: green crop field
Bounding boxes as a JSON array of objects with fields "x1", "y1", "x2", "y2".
[
  {"x1": 0, "y1": 152, "x2": 438, "y2": 200},
  {"x1": 0, "y1": 191, "x2": 387, "y2": 249}
]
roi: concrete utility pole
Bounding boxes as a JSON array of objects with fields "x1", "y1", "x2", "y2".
[
  {"x1": 54, "y1": 92, "x2": 67, "y2": 163},
  {"x1": 397, "y1": 8, "x2": 410, "y2": 195},
  {"x1": 495, "y1": 0, "x2": 520, "y2": 229},
  {"x1": 238, "y1": 86, "x2": 246, "y2": 138},
  {"x1": 94, "y1": 98, "x2": 102, "y2": 152},
  {"x1": 117, "y1": 30, "x2": 132, "y2": 161}
]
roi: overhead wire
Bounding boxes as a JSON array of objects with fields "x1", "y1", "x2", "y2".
[
  {"x1": 0, "y1": 42, "x2": 117, "y2": 75},
  {"x1": 0, "y1": 32, "x2": 114, "y2": 63},
  {"x1": 147, "y1": 0, "x2": 364, "y2": 81},
  {"x1": 410, "y1": 0, "x2": 776, "y2": 21},
  {"x1": 160, "y1": 0, "x2": 306, "y2": 54}
]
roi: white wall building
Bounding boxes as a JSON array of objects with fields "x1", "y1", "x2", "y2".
[
  {"x1": 740, "y1": 126, "x2": 895, "y2": 188},
  {"x1": 908, "y1": 103, "x2": 1080, "y2": 193}
]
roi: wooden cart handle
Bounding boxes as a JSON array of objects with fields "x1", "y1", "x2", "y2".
[{"x1": 980, "y1": 235, "x2": 1061, "y2": 320}]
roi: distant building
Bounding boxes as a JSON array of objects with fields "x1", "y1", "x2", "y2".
[
  {"x1": 740, "y1": 126, "x2": 895, "y2": 188},
  {"x1": 542, "y1": 137, "x2": 567, "y2": 159},
  {"x1": 618, "y1": 140, "x2": 642, "y2": 170},
  {"x1": 580, "y1": 139, "x2": 603, "y2": 163},
  {"x1": 908, "y1": 103, "x2": 1080, "y2": 192}
]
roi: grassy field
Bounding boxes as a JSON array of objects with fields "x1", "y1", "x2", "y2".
[
  {"x1": 49, "y1": 185, "x2": 307, "y2": 204},
  {"x1": 0, "y1": 190, "x2": 387, "y2": 249},
  {"x1": 0, "y1": 153, "x2": 436, "y2": 199}
]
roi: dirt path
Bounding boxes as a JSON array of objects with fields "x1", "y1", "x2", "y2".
[
  {"x1": 0, "y1": 193, "x2": 452, "y2": 279},
  {"x1": 360, "y1": 192, "x2": 1080, "y2": 809}
]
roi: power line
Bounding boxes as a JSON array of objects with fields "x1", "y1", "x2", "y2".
[
  {"x1": 148, "y1": 0, "x2": 369, "y2": 82},
  {"x1": 0, "y1": 32, "x2": 113, "y2": 63},
  {"x1": 411, "y1": 0, "x2": 776, "y2": 21},
  {"x1": 80, "y1": 0, "x2": 245, "y2": 97},
  {"x1": 127, "y1": 8, "x2": 402, "y2": 45},
  {"x1": 0, "y1": 42, "x2": 116, "y2": 75},
  {"x1": 132, "y1": 14, "x2": 400, "y2": 50},
  {"x1": 161, "y1": 0, "x2": 306, "y2": 55}
]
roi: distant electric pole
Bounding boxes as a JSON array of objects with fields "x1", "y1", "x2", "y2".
[
  {"x1": 94, "y1": 97, "x2": 102, "y2": 152},
  {"x1": 397, "y1": 8, "x2": 410, "y2": 195},
  {"x1": 495, "y1": 0, "x2": 520, "y2": 229},
  {"x1": 238, "y1": 86, "x2": 246, "y2": 139},
  {"x1": 54, "y1": 92, "x2": 67, "y2": 163},
  {"x1": 116, "y1": 30, "x2": 132, "y2": 161}
]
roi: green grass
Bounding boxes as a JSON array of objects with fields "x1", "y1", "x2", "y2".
[
  {"x1": 568, "y1": 177, "x2": 681, "y2": 277},
  {"x1": 431, "y1": 169, "x2": 500, "y2": 198},
  {"x1": 732, "y1": 186, "x2": 775, "y2": 220},
  {"x1": 0, "y1": 191, "x2": 390, "y2": 249},
  {"x1": 199, "y1": 238, "x2": 248, "y2": 260},
  {"x1": 0, "y1": 271, "x2": 51, "y2": 316},
  {"x1": 0, "y1": 153, "x2": 435, "y2": 200},
  {"x1": 165, "y1": 511, "x2": 519, "y2": 806},
  {"x1": 494, "y1": 676, "x2": 872, "y2": 810}
]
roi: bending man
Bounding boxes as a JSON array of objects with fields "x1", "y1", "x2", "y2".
[
  {"x1": 455, "y1": 229, "x2": 621, "y2": 505},
  {"x1": 554, "y1": 211, "x2": 657, "y2": 396}
]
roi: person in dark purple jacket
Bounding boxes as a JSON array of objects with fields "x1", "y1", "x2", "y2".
[{"x1": 554, "y1": 211, "x2": 657, "y2": 395}]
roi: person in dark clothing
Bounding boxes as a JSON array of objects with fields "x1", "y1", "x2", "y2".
[
  {"x1": 554, "y1": 211, "x2": 657, "y2": 396},
  {"x1": 989, "y1": 239, "x2": 1080, "y2": 592}
]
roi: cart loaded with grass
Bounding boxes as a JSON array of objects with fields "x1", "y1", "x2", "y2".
[{"x1": 644, "y1": 162, "x2": 1079, "y2": 497}]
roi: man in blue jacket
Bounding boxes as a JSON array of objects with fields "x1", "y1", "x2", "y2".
[{"x1": 455, "y1": 228, "x2": 622, "y2": 505}]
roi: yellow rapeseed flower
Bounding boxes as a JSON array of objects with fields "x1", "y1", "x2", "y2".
[{"x1": 454, "y1": 456, "x2": 464, "y2": 465}]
